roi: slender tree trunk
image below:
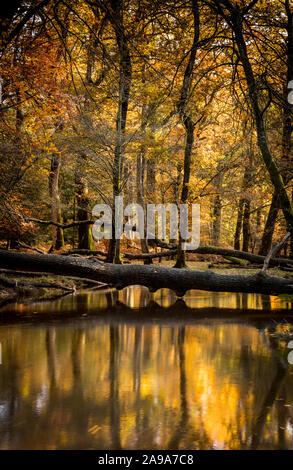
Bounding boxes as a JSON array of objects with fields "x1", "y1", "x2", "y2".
[
  {"x1": 259, "y1": 192, "x2": 279, "y2": 255},
  {"x1": 234, "y1": 158, "x2": 252, "y2": 251},
  {"x1": 258, "y1": 2, "x2": 292, "y2": 256},
  {"x1": 284, "y1": 0, "x2": 293, "y2": 255},
  {"x1": 174, "y1": 0, "x2": 199, "y2": 268},
  {"x1": 107, "y1": 0, "x2": 132, "y2": 264},
  {"x1": 242, "y1": 198, "x2": 251, "y2": 252},
  {"x1": 234, "y1": 199, "x2": 244, "y2": 250},
  {"x1": 49, "y1": 154, "x2": 64, "y2": 251},
  {"x1": 211, "y1": 170, "x2": 223, "y2": 246},
  {"x1": 75, "y1": 155, "x2": 94, "y2": 250},
  {"x1": 220, "y1": 3, "x2": 293, "y2": 233},
  {"x1": 137, "y1": 97, "x2": 152, "y2": 264},
  {"x1": 146, "y1": 158, "x2": 155, "y2": 202}
]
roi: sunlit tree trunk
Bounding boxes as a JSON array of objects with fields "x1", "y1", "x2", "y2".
[
  {"x1": 137, "y1": 85, "x2": 152, "y2": 263},
  {"x1": 49, "y1": 154, "x2": 64, "y2": 251},
  {"x1": 234, "y1": 199, "x2": 244, "y2": 250},
  {"x1": 212, "y1": 1, "x2": 293, "y2": 234},
  {"x1": 75, "y1": 155, "x2": 94, "y2": 250},
  {"x1": 259, "y1": 192, "x2": 279, "y2": 255},
  {"x1": 174, "y1": 0, "x2": 199, "y2": 269},
  {"x1": 211, "y1": 170, "x2": 223, "y2": 246},
  {"x1": 107, "y1": 0, "x2": 132, "y2": 264}
]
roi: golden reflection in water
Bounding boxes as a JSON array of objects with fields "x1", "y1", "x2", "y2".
[
  {"x1": 0, "y1": 289, "x2": 292, "y2": 450},
  {"x1": 2, "y1": 287, "x2": 292, "y2": 318},
  {"x1": 0, "y1": 318, "x2": 292, "y2": 447}
]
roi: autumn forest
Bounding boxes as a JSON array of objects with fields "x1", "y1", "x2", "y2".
[
  {"x1": 0, "y1": 0, "x2": 293, "y2": 291},
  {"x1": 1, "y1": 0, "x2": 293, "y2": 454}
]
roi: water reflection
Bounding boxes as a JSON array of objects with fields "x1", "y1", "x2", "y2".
[{"x1": 0, "y1": 289, "x2": 292, "y2": 449}]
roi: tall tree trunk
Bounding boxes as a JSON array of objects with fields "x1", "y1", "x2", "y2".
[
  {"x1": 259, "y1": 1, "x2": 292, "y2": 256},
  {"x1": 75, "y1": 155, "x2": 94, "y2": 250},
  {"x1": 259, "y1": 192, "x2": 279, "y2": 255},
  {"x1": 146, "y1": 157, "x2": 155, "y2": 202},
  {"x1": 234, "y1": 157, "x2": 252, "y2": 251},
  {"x1": 242, "y1": 198, "x2": 251, "y2": 252},
  {"x1": 174, "y1": 0, "x2": 199, "y2": 269},
  {"x1": 107, "y1": 0, "x2": 132, "y2": 264},
  {"x1": 216, "y1": 1, "x2": 293, "y2": 233},
  {"x1": 284, "y1": 0, "x2": 293, "y2": 255},
  {"x1": 49, "y1": 154, "x2": 64, "y2": 251},
  {"x1": 234, "y1": 199, "x2": 244, "y2": 250},
  {"x1": 137, "y1": 97, "x2": 152, "y2": 264},
  {"x1": 211, "y1": 170, "x2": 223, "y2": 246}
]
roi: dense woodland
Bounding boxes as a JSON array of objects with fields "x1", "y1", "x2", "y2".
[{"x1": 0, "y1": 0, "x2": 293, "y2": 294}]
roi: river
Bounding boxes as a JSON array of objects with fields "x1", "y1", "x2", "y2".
[{"x1": 0, "y1": 287, "x2": 292, "y2": 449}]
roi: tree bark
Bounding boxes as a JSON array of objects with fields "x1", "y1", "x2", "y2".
[
  {"x1": 1, "y1": 249, "x2": 293, "y2": 296},
  {"x1": 211, "y1": 170, "x2": 223, "y2": 245},
  {"x1": 107, "y1": 0, "x2": 132, "y2": 264},
  {"x1": 259, "y1": 192, "x2": 280, "y2": 256},
  {"x1": 212, "y1": 1, "x2": 293, "y2": 233},
  {"x1": 137, "y1": 75, "x2": 152, "y2": 264},
  {"x1": 234, "y1": 198, "x2": 244, "y2": 250},
  {"x1": 174, "y1": 0, "x2": 199, "y2": 268},
  {"x1": 75, "y1": 155, "x2": 94, "y2": 250},
  {"x1": 49, "y1": 154, "x2": 64, "y2": 250}
]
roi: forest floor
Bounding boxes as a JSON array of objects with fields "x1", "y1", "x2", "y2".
[{"x1": 0, "y1": 258, "x2": 292, "y2": 308}]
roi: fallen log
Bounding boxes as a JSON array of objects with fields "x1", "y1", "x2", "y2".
[
  {"x1": 0, "y1": 249, "x2": 293, "y2": 296},
  {"x1": 123, "y1": 250, "x2": 177, "y2": 260},
  {"x1": 59, "y1": 245, "x2": 293, "y2": 268},
  {"x1": 61, "y1": 249, "x2": 107, "y2": 257},
  {"x1": 124, "y1": 245, "x2": 293, "y2": 268}
]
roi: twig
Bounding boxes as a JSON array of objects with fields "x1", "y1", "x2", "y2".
[{"x1": 16, "y1": 241, "x2": 45, "y2": 254}]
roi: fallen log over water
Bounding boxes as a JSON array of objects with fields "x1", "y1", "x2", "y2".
[{"x1": 1, "y1": 249, "x2": 293, "y2": 296}]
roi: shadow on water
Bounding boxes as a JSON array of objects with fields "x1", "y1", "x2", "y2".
[{"x1": 0, "y1": 288, "x2": 292, "y2": 449}]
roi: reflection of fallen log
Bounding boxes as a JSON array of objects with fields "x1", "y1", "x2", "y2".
[
  {"x1": 2, "y1": 296, "x2": 292, "y2": 326},
  {"x1": 1, "y1": 250, "x2": 293, "y2": 296}
]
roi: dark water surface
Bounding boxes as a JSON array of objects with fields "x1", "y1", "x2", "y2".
[{"x1": 0, "y1": 287, "x2": 293, "y2": 450}]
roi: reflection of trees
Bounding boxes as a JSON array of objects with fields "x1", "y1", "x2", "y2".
[
  {"x1": 1, "y1": 309, "x2": 293, "y2": 450},
  {"x1": 168, "y1": 327, "x2": 189, "y2": 449},
  {"x1": 46, "y1": 328, "x2": 57, "y2": 388},
  {"x1": 133, "y1": 327, "x2": 142, "y2": 395},
  {"x1": 71, "y1": 329, "x2": 85, "y2": 382},
  {"x1": 250, "y1": 328, "x2": 288, "y2": 449},
  {"x1": 109, "y1": 326, "x2": 121, "y2": 449},
  {"x1": 277, "y1": 385, "x2": 287, "y2": 449},
  {"x1": 133, "y1": 327, "x2": 142, "y2": 443}
]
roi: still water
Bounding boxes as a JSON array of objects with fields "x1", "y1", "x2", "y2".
[{"x1": 0, "y1": 287, "x2": 293, "y2": 450}]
